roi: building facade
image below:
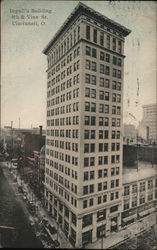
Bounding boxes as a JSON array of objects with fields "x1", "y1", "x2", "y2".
[
  {"x1": 122, "y1": 163, "x2": 157, "y2": 226},
  {"x1": 139, "y1": 103, "x2": 157, "y2": 143},
  {"x1": 43, "y1": 3, "x2": 131, "y2": 248}
]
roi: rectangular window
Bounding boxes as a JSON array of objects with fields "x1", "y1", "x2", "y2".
[
  {"x1": 100, "y1": 77, "x2": 104, "y2": 87},
  {"x1": 100, "y1": 32, "x2": 104, "y2": 46},
  {"x1": 105, "y1": 79, "x2": 110, "y2": 88},
  {"x1": 92, "y1": 48, "x2": 97, "y2": 58},
  {"x1": 105, "y1": 66, "x2": 110, "y2": 75},
  {"x1": 86, "y1": 25, "x2": 90, "y2": 40},
  {"x1": 93, "y1": 29, "x2": 97, "y2": 43},
  {"x1": 86, "y1": 46, "x2": 91, "y2": 56},
  {"x1": 100, "y1": 51, "x2": 105, "y2": 61},
  {"x1": 86, "y1": 60, "x2": 90, "y2": 70},
  {"x1": 92, "y1": 62, "x2": 96, "y2": 71},
  {"x1": 105, "y1": 53, "x2": 110, "y2": 63},
  {"x1": 91, "y1": 75, "x2": 96, "y2": 85},
  {"x1": 85, "y1": 73, "x2": 90, "y2": 84}
]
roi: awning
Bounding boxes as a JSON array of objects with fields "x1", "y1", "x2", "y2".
[
  {"x1": 139, "y1": 210, "x2": 149, "y2": 217},
  {"x1": 148, "y1": 207, "x2": 155, "y2": 214},
  {"x1": 123, "y1": 214, "x2": 137, "y2": 223}
]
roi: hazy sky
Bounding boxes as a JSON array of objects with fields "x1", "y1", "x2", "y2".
[{"x1": 1, "y1": 0, "x2": 157, "y2": 129}]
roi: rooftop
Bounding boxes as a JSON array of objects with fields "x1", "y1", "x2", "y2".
[
  {"x1": 43, "y1": 2, "x2": 131, "y2": 55},
  {"x1": 123, "y1": 161, "x2": 157, "y2": 184}
]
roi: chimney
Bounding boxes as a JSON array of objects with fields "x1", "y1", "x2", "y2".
[{"x1": 39, "y1": 125, "x2": 42, "y2": 137}]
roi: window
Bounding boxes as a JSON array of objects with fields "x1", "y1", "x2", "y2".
[
  {"x1": 91, "y1": 89, "x2": 96, "y2": 98},
  {"x1": 105, "y1": 105, "x2": 109, "y2": 114},
  {"x1": 132, "y1": 197, "x2": 137, "y2": 208},
  {"x1": 85, "y1": 88, "x2": 90, "y2": 97},
  {"x1": 124, "y1": 186, "x2": 130, "y2": 196},
  {"x1": 105, "y1": 79, "x2": 110, "y2": 88},
  {"x1": 113, "y1": 56, "x2": 117, "y2": 65},
  {"x1": 90, "y1": 157, "x2": 95, "y2": 166},
  {"x1": 100, "y1": 51, "x2": 105, "y2": 61},
  {"x1": 85, "y1": 74, "x2": 90, "y2": 84},
  {"x1": 98, "y1": 196, "x2": 102, "y2": 204},
  {"x1": 86, "y1": 46, "x2": 91, "y2": 56},
  {"x1": 83, "y1": 186, "x2": 88, "y2": 195},
  {"x1": 98, "y1": 170, "x2": 102, "y2": 178},
  {"x1": 83, "y1": 200, "x2": 87, "y2": 209},
  {"x1": 110, "y1": 193, "x2": 114, "y2": 201},
  {"x1": 84, "y1": 158, "x2": 89, "y2": 167},
  {"x1": 105, "y1": 118, "x2": 109, "y2": 127},
  {"x1": 91, "y1": 75, "x2": 96, "y2": 85},
  {"x1": 92, "y1": 62, "x2": 96, "y2": 71},
  {"x1": 91, "y1": 116, "x2": 96, "y2": 126},
  {"x1": 99, "y1": 117, "x2": 103, "y2": 126},
  {"x1": 100, "y1": 77, "x2": 104, "y2": 87},
  {"x1": 140, "y1": 194, "x2": 145, "y2": 204},
  {"x1": 113, "y1": 69, "x2": 117, "y2": 77},
  {"x1": 98, "y1": 183, "x2": 102, "y2": 191},
  {"x1": 90, "y1": 184, "x2": 94, "y2": 193},
  {"x1": 100, "y1": 32, "x2": 104, "y2": 46},
  {"x1": 86, "y1": 25, "x2": 90, "y2": 40},
  {"x1": 93, "y1": 29, "x2": 97, "y2": 43},
  {"x1": 92, "y1": 48, "x2": 97, "y2": 58},
  {"x1": 84, "y1": 130, "x2": 89, "y2": 139},
  {"x1": 117, "y1": 70, "x2": 121, "y2": 79},
  {"x1": 105, "y1": 54, "x2": 110, "y2": 63},
  {"x1": 110, "y1": 205, "x2": 118, "y2": 213},
  {"x1": 84, "y1": 116, "x2": 90, "y2": 125},
  {"x1": 118, "y1": 58, "x2": 122, "y2": 67},
  {"x1": 97, "y1": 209, "x2": 106, "y2": 222},
  {"x1": 148, "y1": 180, "x2": 153, "y2": 189},
  {"x1": 85, "y1": 102, "x2": 90, "y2": 112},
  {"x1": 132, "y1": 184, "x2": 137, "y2": 193},
  {"x1": 124, "y1": 200, "x2": 129, "y2": 211},
  {"x1": 89, "y1": 198, "x2": 93, "y2": 207},
  {"x1": 106, "y1": 35, "x2": 110, "y2": 49},
  {"x1": 112, "y1": 38, "x2": 116, "y2": 51},
  {"x1": 82, "y1": 214, "x2": 92, "y2": 228},
  {"x1": 99, "y1": 130, "x2": 103, "y2": 139},
  {"x1": 140, "y1": 182, "x2": 145, "y2": 192},
  {"x1": 105, "y1": 66, "x2": 110, "y2": 75},
  {"x1": 99, "y1": 91, "x2": 104, "y2": 100},
  {"x1": 105, "y1": 92, "x2": 109, "y2": 101},
  {"x1": 100, "y1": 64, "x2": 105, "y2": 74},
  {"x1": 91, "y1": 103, "x2": 96, "y2": 112},
  {"x1": 86, "y1": 60, "x2": 90, "y2": 70},
  {"x1": 91, "y1": 130, "x2": 95, "y2": 139},
  {"x1": 84, "y1": 172, "x2": 88, "y2": 181},
  {"x1": 118, "y1": 40, "x2": 122, "y2": 53}
]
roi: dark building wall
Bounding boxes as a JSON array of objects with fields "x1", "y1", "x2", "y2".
[
  {"x1": 123, "y1": 145, "x2": 137, "y2": 166},
  {"x1": 22, "y1": 133, "x2": 45, "y2": 158},
  {"x1": 123, "y1": 144, "x2": 157, "y2": 166}
]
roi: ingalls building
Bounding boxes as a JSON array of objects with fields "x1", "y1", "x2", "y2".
[{"x1": 43, "y1": 3, "x2": 131, "y2": 248}]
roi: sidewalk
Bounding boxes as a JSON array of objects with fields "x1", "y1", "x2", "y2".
[{"x1": 86, "y1": 212, "x2": 157, "y2": 249}]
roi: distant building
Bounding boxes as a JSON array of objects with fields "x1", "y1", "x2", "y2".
[
  {"x1": 138, "y1": 103, "x2": 157, "y2": 143},
  {"x1": 123, "y1": 124, "x2": 137, "y2": 145},
  {"x1": 43, "y1": 2, "x2": 131, "y2": 248},
  {"x1": 122, "y1": 161, "x2": 157, "y2": 226}
]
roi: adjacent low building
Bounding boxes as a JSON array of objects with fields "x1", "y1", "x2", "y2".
[{"x1": 122, "y1": 161, "x2": 157, "y2": 226}]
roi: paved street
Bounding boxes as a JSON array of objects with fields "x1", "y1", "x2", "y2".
[{"x1": 1, "y1": 162, "x2": 73, "y2": 249}]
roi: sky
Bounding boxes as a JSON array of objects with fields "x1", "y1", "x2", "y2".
[{"x1": 1, "y1": 0, "x2": 157, "y2": 129}]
